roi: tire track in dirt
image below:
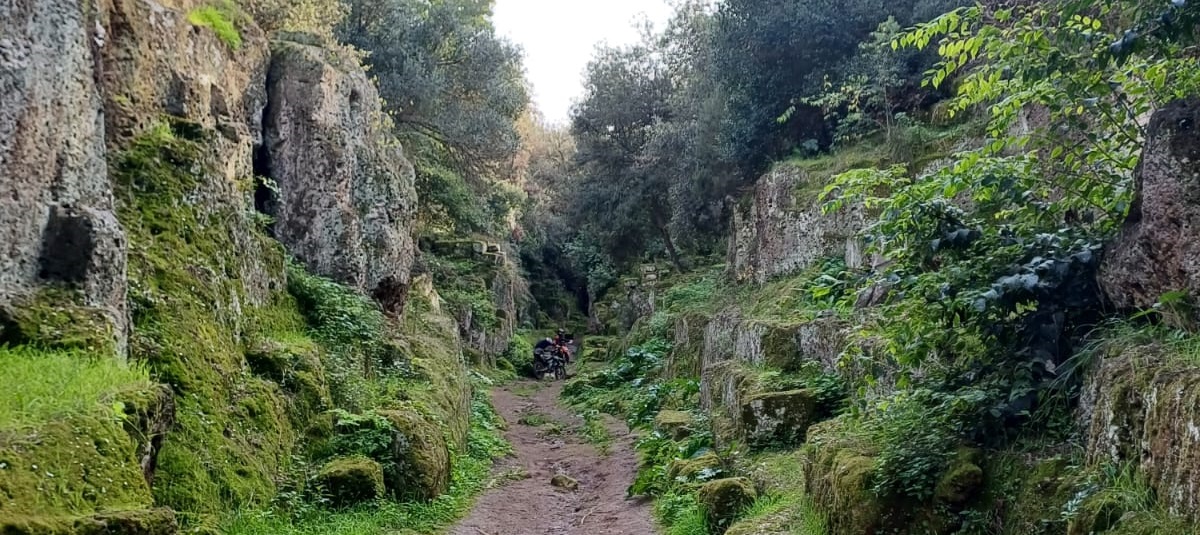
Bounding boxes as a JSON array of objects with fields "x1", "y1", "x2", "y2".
[{"x1": 449, "y1": 378, "x2": 656, "y2": 535}]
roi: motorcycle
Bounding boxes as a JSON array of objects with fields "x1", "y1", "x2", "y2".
[{"x1": 533, "y1": 344, "x2": 569, "y2": 381}]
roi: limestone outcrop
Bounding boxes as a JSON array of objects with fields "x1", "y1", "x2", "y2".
[{"x1": 262, "y1": 37, "x2": 418, "y2": 312}]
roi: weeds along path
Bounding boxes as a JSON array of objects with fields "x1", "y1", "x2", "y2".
[{"x1": 450, "y1": 378, "x2": 656, "y2": 535}]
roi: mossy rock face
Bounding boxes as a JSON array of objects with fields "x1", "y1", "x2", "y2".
[
  {"x1": 803, "y1": 418, "x2": 887, "y2": 534},
  {"x1": 667, "y1": 453, "x2": 723, "y2": 484},
  {"x1": 112, "y1": 383, "x2": 176, "y2": 484},
  {"x1": 377, "y1": 409, "x2": 451, "y2": 501},
  {"x1": 114, "y1": 122, "x2": 300, "y2": 514},
  {"x1": 0, "y1": 416, "x2": 154, "y2": 519},
  {"x1": 0, "y1": 287, "x2": 117, "y2": 355},
  {"x1": 739, "y1": 389, "x2": 817, "y2": 449},
  {"x1": 316, "y1": 457, "x2": 385, "y2": 506},
  {"x1": 0, "y1": 508, "x2": 179, "y2": 535},
  {"x1": 654, "y1": 410, "x2": 695, "y2": 440},
  {"x1": 698, "y1": 477, "x2": 757, "y2": 532},
  {"x1": 760, "y1": 326, "x2": 801, "y2": 370},
  {"x1": 243, "y1": 338, "x2": 332, "y2": 433}
]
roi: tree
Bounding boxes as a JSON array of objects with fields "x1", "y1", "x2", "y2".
[{"x1": 569, "y1": 42, "x2": 684, "y2": 271}]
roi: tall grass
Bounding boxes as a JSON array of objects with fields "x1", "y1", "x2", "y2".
[{"x1": 0, "y1": 345, "x2": 150, "y2": 431}]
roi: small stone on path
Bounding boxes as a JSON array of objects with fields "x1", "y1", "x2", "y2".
[{"x1": 551, "y1": 474, "x2": 579, "y2": 491}]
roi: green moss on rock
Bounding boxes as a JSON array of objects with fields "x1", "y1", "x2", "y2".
[
  {"x1": 802, "y1": 418, "x2": 887, "y2": 534},
  {"x1": 698, "y1": 477, "x2": 757, "y2": 531},
  {"x1": 667, "y1": 453, "x2": 723, "y2": 483},
  {"x1": 0, "y1": 507, "x2": 178, "y2": 535},
  {"x1": 377, "y1": 409, "x2": 451, "y2": 501},
  {"x1": 0, "y1": 416, "x2": 153, "y2": 518},
  {"x1": 0, "y1": 287, "x2": 116, "y2": 354},
  {"x1": 739, "y1": 389, "x2": 818, "y2": 449},
  {"x1": 113, "y1": 121, "x2": 300, "y2": 514},
  {"x1": 316, "y1": 456, "x2": 385, "y2": 506},
  {"x1": 654, "y1": 410, "x2": 695, "y2": 440},
  {"x1": 934, "y1": 455, "x2": 983, "y2": 505}
]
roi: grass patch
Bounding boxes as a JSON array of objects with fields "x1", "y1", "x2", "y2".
[
  {"x1": 0, "y1": 346, "x2": 151, "y2": 431},
  {"x1": 517, "y1": 411, "x2": 551, "y2": 427},
  {"x1": 655, "y1": 491, "x2": 709, "y2": 535},
  {"x1": 187, "y1": 1, "x2": 243, "y2": 49},
  {"x1": 579, "y1": 409, "x2": 613, "y2": 455}
]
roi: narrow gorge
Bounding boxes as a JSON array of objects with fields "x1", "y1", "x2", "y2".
[{"x1": 4, "y1": 0, "x2": 1200, "y2": 535}]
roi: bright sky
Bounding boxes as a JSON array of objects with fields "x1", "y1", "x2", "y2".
[{"x1": 493, "y1": 0, "x2": 674, "y2": 126}]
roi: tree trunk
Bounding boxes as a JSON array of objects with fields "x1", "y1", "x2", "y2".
[{"x1": 657, "y1": 219, "x2": 685, "y2": 273}]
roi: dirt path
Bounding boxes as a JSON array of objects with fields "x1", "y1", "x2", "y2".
[{"x1": 450, "y1": 378, "x2": 657, "y2": 535}]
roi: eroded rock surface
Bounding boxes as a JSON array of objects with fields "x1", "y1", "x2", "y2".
[
  {"x1": 1081, "y1": 347, "x2": 1200, "y2": 521},
  {"x1": 263, "y1": 37, "x2": 417, "y2": 312},
  {"x1": 1100, "y1": 98, "x2": 1200, "y2": 319},
  {"x1": 728, "y1": 164, "x2": 867, "y2": 283},
  {"x1": 0, "y1": 0, "x2": 127, "y2": 353}
]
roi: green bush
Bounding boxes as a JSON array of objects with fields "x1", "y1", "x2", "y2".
[
  {"x1": 288, "y1": 263, "x2": 412, "y2": 410},
  {"x1": 867, "y1": 388, "x2": 987, "y2": 501}
]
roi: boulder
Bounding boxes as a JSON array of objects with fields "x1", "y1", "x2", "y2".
[
  {"x1": 1100, "y1": 98, "x2": 1200, "y2": 323},
  {"x1": 377, "y1": 409, "x2": 451, "y2": 501},
  {"x1": 739, "y1": 390, "x2": 818, "y2": 449},
  {"x1": 666, "y1": 453, "x2": 723, "y2": 483},
  {"x1": 550, "y1": 474, "x2": 579, "y2": 491},
  {"x1": 654, "y1": 410, "x2": 695, "y2": 440},
  {"x1": 316, "y1": 457, "x2": 386, "y2": 506},
  {"x1": 698, "y1": 477, "x2": 757, "y2": 531},
  {"x1": 0, "y1": 0, "x2": 127, "y2": 355},
  {"x1": 262, "y1": 37, "x2": 418, "y2": 313}
]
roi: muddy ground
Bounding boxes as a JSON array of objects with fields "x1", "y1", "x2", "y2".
[{"x1": 449, "y1": 378, "x2": 657, "y2": 535}]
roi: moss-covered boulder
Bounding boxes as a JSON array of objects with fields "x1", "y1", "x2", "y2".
[
  {"x1": 0, "y1": 508, "x2": 178, "y2": 535},
  {"x1": 934, "y1": 449, "x2": 984, "y2": 506},
  {"x1": 802, "y1": 419, "x2": 887, "y2": 534},
  {"x1": 377, "y1": 409, "x2": 451, "y2": 501},
  {"x1": 316, "y1": 457, "x2": 385, "y2": 506},
  {"x1": 655, "y1": 410, "x2": 695, "y2": 440},
  {"x1": 667, "y1": 453, "x2": 724, "y2": 484},
  {"x1": 740, "y1": 389, "x2": 818, "y2": 449},
  {"x1": 698, "y1": 477, "x2": 757, "y2": 532}
]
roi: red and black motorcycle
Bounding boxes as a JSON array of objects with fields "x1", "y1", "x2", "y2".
[{"x1": 533, "y1": 340, "x2": 571, "y2": 381}]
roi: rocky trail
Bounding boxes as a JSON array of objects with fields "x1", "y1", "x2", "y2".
[{"x1": 450, "y1": 376, "x2": 657, "y2": 535}]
